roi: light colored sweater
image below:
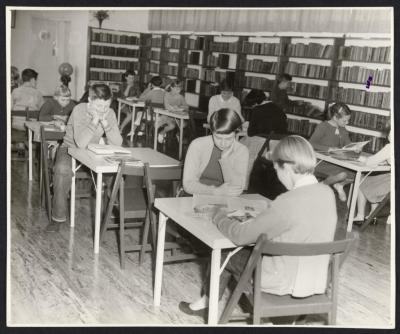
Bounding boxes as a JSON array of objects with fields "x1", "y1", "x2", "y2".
[
  {"x1": 214, "y1": 178, "x2": 337, "y2": 297},
  {"x1": 183, "y1": 135, "x2": 249, "y2": 195},
  {"x1": 62, "y1": 103, "x2": 123, "y2": 149},
  {"x1": 164, "y1": 92, "x2": 189, "y2": 111},
  {"x1": 207, "y1": 95, "x2": 242, "y2": 122}
]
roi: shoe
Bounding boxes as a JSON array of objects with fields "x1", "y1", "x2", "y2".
[
  {"x1": 158, "y1": 133, "x2": 166, "y2": 144},
  {"x1": 45, "y1": 220, "x2": 61, "y2": 232},
  {"x1": 333, "y1": 184, "x2": 347, "y2": 202},
  {"x1": 178, "y1": 301, "x2": 208, "y2": 318},
  {"x1": 137, "y1": 131, "x2": 144, "y2": 136}
]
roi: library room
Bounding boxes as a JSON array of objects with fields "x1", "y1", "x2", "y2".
[{"x1": 7, "y1": 6, "x2": 395, "y2": 328}]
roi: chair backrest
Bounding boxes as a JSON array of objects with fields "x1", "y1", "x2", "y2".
[
  {"x1": 11, "y1": 107, "x2": 39, "y2": 120},
  {"x1": 143, "y1": 163, "x2": 183, "y2": 206}
]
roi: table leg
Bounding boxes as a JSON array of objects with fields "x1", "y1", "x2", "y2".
[
  {"x1": 179, "y1": 118, "x2": 184, "y2": 160},
  {"x1": 154, "y1": 212, "x2": 167, "y2": 306},
  {"x1": 94, "y1": 172, "x2": 103, "y2": 254},
  {"x1": 347, "y1": 171, "x2": 361, "y2": 232},
  {"x1": 208, "y1": 248, "x2": 222, "y2": 325},
  {"x1": 28, "y1": 128, "x2": 32, "y2": 181},
  {"x1": 117, "y1": 101, "x2": 122, "y2": 125},
  {"x1": 70, "y1": 157, "x2": 76, "y2": 228},
  {"x1": 154, "y1": 112, "x2": 159, "y2": 151},
  {"x1": 130, "y1": 106, "x2": 136, "y2": 143}
]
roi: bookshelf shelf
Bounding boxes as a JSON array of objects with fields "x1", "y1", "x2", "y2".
[
  {"x1": 288, "y1": 94, "x2": 327, "y2": 102},
  {"x1": 91, "y1": 41, "x2": 140, "y2": 49},
  {"x1": 339, "y1": 59, "x2": 390, "y2": 65}
]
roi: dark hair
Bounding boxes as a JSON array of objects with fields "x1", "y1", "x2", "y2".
[
  {"x1": 21, "y1": 68, "x2": 38, "y2": 82},
  {"x1": 327, "y1": 102, "x2": 352, "y2": 120},
  {"x1": 219, "y1": 79, "x2": 234, "y2": 92},
  {"x1": 60, "y1": 74, "x2": 71, "y2": 87},
  {"x1": 244, "y1": 89, "x2": 267, "y2": 106},
  {"x1": 150, "y1": 76, "x2": 163, "y2": 87},
  {"x1": 278, "y1": 73, "x2": 292, "y2": 83},
  {"x1": 166, "y1": 79, "x2": 183, "y2": 92},
  {"x1": 89, "y1": 83, "x2": 112, "y2": 101},
  {"x1": 122, "y1": 69, "x2": 137, "y2": 82},
  {"x1": 210, "y1": 108, "x2": 242, "y2": 134}
]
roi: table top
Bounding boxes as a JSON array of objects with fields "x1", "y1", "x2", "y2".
[
  {"x1": 315, "y1": 152, "x2": 391, "y2": 172},
  {"x1": 154, "y1": 194, "x2": 268, "y2": 249},
  {"x1": 154, "y1": 108, "x2": 189, "y2": 120},
  {"x1": 117, "y1": 98, "x2": 145, "y2": 107},
  {"x1": 25, "y1": 120, "x2": 64, "y2": 141},
  {"x1": 68, "y1": 147, "x2": 181, "y2": 173}
]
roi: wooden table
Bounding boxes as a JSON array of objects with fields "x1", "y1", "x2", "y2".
[
  {"x1": 153, "y1": 109, "x2": 189, "y2": 160},
  {"x1": 315, "y1": 152, "x2": 391, "y2": 232},
  {"x1": 68, "y1": 147, "x2": 180, "y2": 254},
  {"x1": 24, "y1": 120, "x2": 64, "y2": 181},
  {"x1": 117, "y1": 98, "x2": 145, "y2": 142},
  {"x1": 153, "y1": 194, "x2": 267, "y2": 325}
]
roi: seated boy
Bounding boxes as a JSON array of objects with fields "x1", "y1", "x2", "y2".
[
  {"x1": 11, "y1": 68, "x2": 44, "y2": 130},
  {"x1": 38, "y1": 85, "x2": 76, "y2": 126},
  {"x1": 47, "y1": 84, "x2": 122, "y2": 232}
]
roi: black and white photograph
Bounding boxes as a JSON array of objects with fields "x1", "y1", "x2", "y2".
[{"x1": 6, "y1": 6, "x2": 395, "y2": 328}]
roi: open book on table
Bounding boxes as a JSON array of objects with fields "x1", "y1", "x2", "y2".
[
  {"x1": 328, "y1": 140, "x2": 370, "y2": 153},
  {"x1": 192, "y1": 194, "x2": 268, "y2": 223},
  {"x1": 87, "y1": 144, "x2": 131, "y2": 155}
]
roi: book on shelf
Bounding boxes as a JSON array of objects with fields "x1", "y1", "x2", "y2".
[
  {"x1": 90, "y1": 45, "x2": 139, "y2": 58},
  {"x1": 89, "y1": 58, "x2": 138, "y2": 71},
  {"x1": 203, "y1": 69, "x2": 235, "y2": 83},
  {"x1": 350, "y1": 110, "x2": 389, "y2": 131},
  {"x1": 190, "y1": 51, "x2": 200, "y2": 65},
  {"x1": 88, "y1": 144, "x2": 131, "y2": 155},
  {"x1": 334, "y1": 66, "x2": 390, "y2": 86},
  {"x1": 284, "y1": 61, "x2": 331, "y2": 79},
  {"x1": 151, "y1": 37, "x2": 162, "y2": 48},
  {"x1": 241, "y1": 76, "x2": 274, "y2": 91},
  {"x1": 209, "y1": 41, "x2": 239, "y2": 53},
  {"x1": 331, "y1": 87, "x2": 390, "y2": 109},
  {"x1": 288, "y1": 82, "x2": 328, "y2": 100},
  {"x1": 184, "y1": 37, "x2": 205, "y2": 50},
  {"x1": 184, "y1": 68, "x2": 200, "y2": 80},
  {"x1": 241, "y1": 41, "x2": 282, "y2": 56},
  {"x1": 287, "y1": 118, "x2": 317, "y2": 138},
  {"x1": 91, "y1": 31, "x2": 140, "y2": 45},
  {"x1": 164, "y1": 37, "x2": 180, "y2": 49},
  {"x1": 338, "y1": 45, "x2": 390, "y2": 63},
  {"x1": 90, "y1": 71, "x2": 124, "y2": 82},
  {"x1": 239, "y1": 58, "x2": 278, "y2": 74},
  {"x1": 186, "y1": 79, "x2": 197, "y2": 93},
  {"x1": 218, "y1": 54, "x2": 230, "y2": 68},
  {"x1": 286, "y1": 43, "x2": 333, "y2": 59}
]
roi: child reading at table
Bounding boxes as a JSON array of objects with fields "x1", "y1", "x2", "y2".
[
  {"x1": 38, "y1": 85, "x2": 76, "y2": 126},
  {"x1": 179, "y1": 135, "x2": 337, "y2": 317},
  {"x1": 47, "y1": 84, "x2": 122, "y2": 233},
  {"x1": 309, "y1": 102, "x2": 355, "y2": 201},
  {"x1": 155, "y1": 80, "x2": 189, "y2": 143},
  {"x1": 183, "y1": 108, "x2": 249, "y2": 196},
  {"x1": 117, "y1": 70, "x2": 142, "y2": 134}
]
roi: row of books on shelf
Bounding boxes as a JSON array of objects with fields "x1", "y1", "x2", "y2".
[
  {"x1": 90, "y1": 45, "x2": 139, "y2": 58},
  {"x1": 91, "y1": 31, "x2": 140, "y2": 45},
  {"x1": 203, "y1": 69, "x2": 235, "y2": 83},
  {"x1": 287, "y1": 101, "x2": 325, "y2": 119},
  {"x1": 151, "y1": 37, "x2": 162, "y2": 48},
  {"x1": 184, "y1": 37, "x2": 205, "y2": 50},
  {"x1": 287, "y1": 118, "x2": 318, "y2": 138},
  {"x1": 350, "y1": 111, "x2": 389, "y2": 131},
  {"x1": 241, "y1": 41, "x2": 282, "y2": 56},
  {"x1": 160, "y1": 64, "x2": 178, "y2": 76},
  {"x1": 338, "y1": 46, "x2": 390, "y2": 63},
  {"x1": 201, "y1": 82, "x2": 220, "y2": 97},
  {"x1": 238, "y1": 58, "x2": 279, "y2": 74},
  {"x1": 204, "y1": 54, "x2": 231, "y2": 68},
  {"x1": 289, "y1": 82, "x2": 328, "y2": 100},
  {"x1": 331, "y1": 87, "x2": 390, "y2": 109},
  {"x1": 240, "y1": 76, "x2": 274, "y2": 90},
  {"x1": 285, "y1": 43, "x2": 334, "y2": 59},
  {"x1": 161, "y1": 50, "x2": 180, "y2": 62},
  {"x1": 183, "y1": 51, "x2": 201, "y2": 65},
  {"x1": 284, "y1": 62, "x2": 331, "y2": 79},
  {"x1": 334, "y1": 66, "x2": 390, "y2": 86},
  {"x1": 164, "y1": 37, "x2": 181, "y2": 49},
  {"x1": 151, "y1": 50, "x2": 161, "y2": 60},
  {"x1": 183, "y1": 67, "x2": 200, "y2": 79},
  {"x1": 89, "y1": 71, "x2": 123, "y2": 82},
  {"x1": 208, "y1": 41, "x2": 239, "y2": 53},
  {"x1": 89, "y1": 58, "x2": 138, "y2": 71},
  {"x1": 185, "y1": 79, "x2": 197, "y2": 93},
  {"x1": 144, "y1": 62, "x2": 160, "y2": 73}
]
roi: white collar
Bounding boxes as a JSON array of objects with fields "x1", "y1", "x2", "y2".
[
  {"x1": 219, "y1": 95, "x2": 232, "y2": 103},
  {"x1": 293, "y1": 174, "x2": 318, "y2": 189},
  {"x1": 152, "y1": 87, "x2": 162, "y2": 91}
]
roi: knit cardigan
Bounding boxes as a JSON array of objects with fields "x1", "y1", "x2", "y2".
[
  {"x1": 214, "y1": 182, "x2": 337, "y2": 297},
  {"x1": 183, "y1": 135, "x2": 249, "y2": 195}
]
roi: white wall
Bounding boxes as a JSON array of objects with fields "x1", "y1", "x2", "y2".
[{"x1": 10, "y1": 9, "x2": 149, "y2": 99}]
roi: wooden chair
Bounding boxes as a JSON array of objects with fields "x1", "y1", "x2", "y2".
[
  {"x1": 11, "y1": 108, "x2": 39, "y2": 160},
  {"x1": 360, "y1": 192, "x2": 391, "y2": 231},
  {"x1": 133, "y1": 102, "x2": 164, "y2": 146},
  {"x1": 219, "y1": 233, "x2": 356, "y2": 325},
  {"x1": 40, "y1": 126, "x2": 93, "y2": 222}
]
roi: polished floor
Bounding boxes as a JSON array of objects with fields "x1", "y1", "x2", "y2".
[{"x1": 8, "y1": 153, "x2": 393, "y2": 327}]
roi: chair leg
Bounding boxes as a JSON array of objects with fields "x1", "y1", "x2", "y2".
[
  {"x1": 119, "y1": 179, "x2": 126, "y2": 270},
  {"x1": 139, "y1": 211, "x2": 151, "y2": 265}
]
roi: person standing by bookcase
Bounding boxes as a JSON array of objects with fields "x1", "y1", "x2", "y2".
[
  {"x1": 270, "y1": 73, "x2": 292, "y2": 113},
  {"x1": 309, "y1": 102, "x2": 355, "y2": 201},
  {"x1": 207, "y1": 79, "x2": 243, "y2": 123}
]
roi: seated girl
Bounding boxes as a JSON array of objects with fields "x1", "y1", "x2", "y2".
[
  {"x1": 354, "y1": 132, "x2": 391, "y2": 222},
  {"x1": 38, "y1": 85, "x2": 76, "y2": 126},
  {"x1": 156, "y1": 80, "x2": 189, "y2": 143},
  {"x1": 244, "y1": 89, "x2": 287, "y2": 137},
  {"x1": 309, "y1": 102, "x2": 355, "y2": 201},
  {"x1": 179, "y1": 135, "x2": 337, "y2": 316},
  {"x1": 183, "y1": 108, "x2": 249, "y2": 196}
]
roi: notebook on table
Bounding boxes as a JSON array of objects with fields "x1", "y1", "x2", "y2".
[{"x1": 87, "y1": 144, "x2": 131, "y2": 155}]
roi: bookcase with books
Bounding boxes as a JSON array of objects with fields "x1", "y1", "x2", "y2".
[{"x1": 86, "y1": 28, "x2": 391, "y2": 153}]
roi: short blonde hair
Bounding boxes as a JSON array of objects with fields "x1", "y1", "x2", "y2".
[
  {"x1": 271, "y1": 135, "x2": 316, "y2": 174},
  {"x1": 54, "y1": 85, "x2": 71, "y2": 97}
]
